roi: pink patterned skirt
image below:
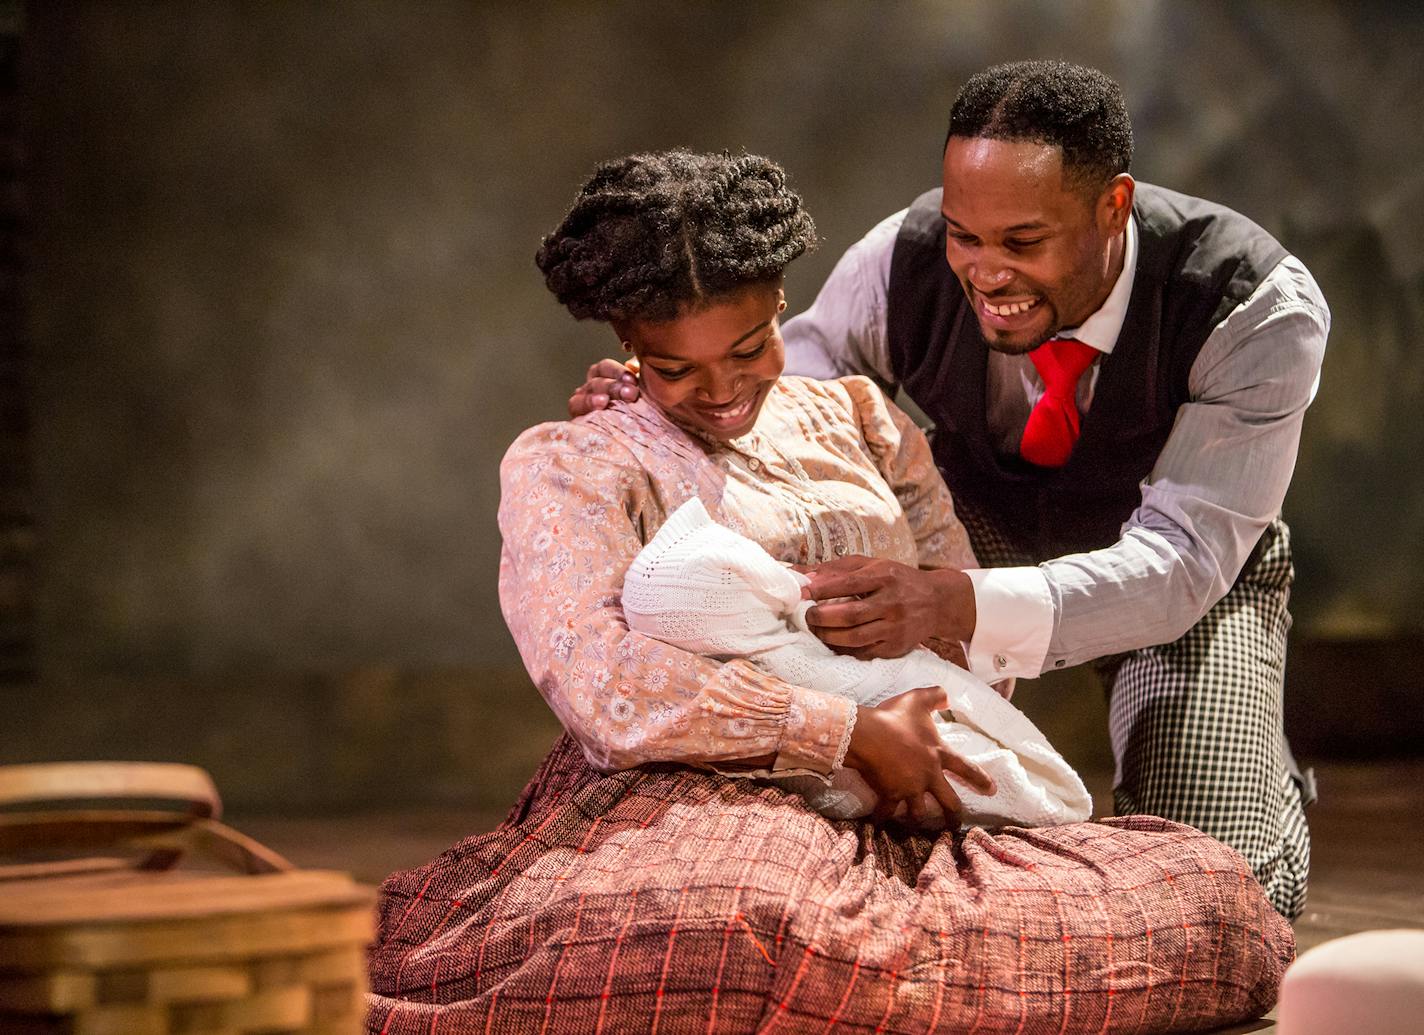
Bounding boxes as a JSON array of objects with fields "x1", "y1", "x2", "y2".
[{"x1": 366, "y1": 735, "x2": 1292, "y2": 1033}]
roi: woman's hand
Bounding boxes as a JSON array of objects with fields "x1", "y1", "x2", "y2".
[
  {"x1": 844, "y1": 686, "x2": 995, "y2": 828},
  {"x1": 568, "y1": 358, "x2": 641, "y2": 417}
]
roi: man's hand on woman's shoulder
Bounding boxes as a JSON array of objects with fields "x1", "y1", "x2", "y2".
[{"x1": 569, "y1": 358, "x2": 642, "y2": 417}]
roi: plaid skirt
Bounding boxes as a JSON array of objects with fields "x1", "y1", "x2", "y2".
[{"x1": 366, "y1": 735, "x2": 1293, "y2": 1034}]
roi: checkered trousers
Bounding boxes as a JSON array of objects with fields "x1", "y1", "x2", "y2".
[{"x1": 955, "y1": 503, "x2": 1312, "y2": 920}]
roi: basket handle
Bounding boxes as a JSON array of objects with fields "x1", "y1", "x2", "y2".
[
  {"x1": 0, "y1": 810, "x2": 294, "y2": 880},
  {"x1": 0, "y1": 762, "x2": 222, "y2": 819}
]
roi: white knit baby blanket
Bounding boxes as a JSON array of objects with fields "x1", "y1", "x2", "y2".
[{"x1": 622, "y1": 498, "x2": 1091, "y2": 828}]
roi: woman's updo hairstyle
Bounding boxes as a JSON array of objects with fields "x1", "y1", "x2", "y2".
[{"x1": 536, "y1": 150, "x2": 817, "y2": 323}]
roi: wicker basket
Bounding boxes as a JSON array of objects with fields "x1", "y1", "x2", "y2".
[{"x1": 0, "y1": 762, "x2": 376, "y2": 1035}]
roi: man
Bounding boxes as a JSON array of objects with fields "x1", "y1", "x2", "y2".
[{"x1": 571, "y1": 60, "x2": 1328, "y2": 919}]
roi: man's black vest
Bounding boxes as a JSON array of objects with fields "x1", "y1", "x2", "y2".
[{"x1": 887, "y1": 182, "x2": 1286, "y2": 562}]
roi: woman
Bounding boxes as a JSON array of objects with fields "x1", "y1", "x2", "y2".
[{"x1": 366, "y1": 151, "x2": 1291, "y2": 1034}]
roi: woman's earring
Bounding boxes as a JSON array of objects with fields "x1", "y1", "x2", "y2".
[{"x1": 621, "y1": 340, "x2": 633, "y2": 353}]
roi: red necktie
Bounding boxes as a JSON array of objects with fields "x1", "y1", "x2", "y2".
[{"x1": 1018, "y1": 338, "x2": 1099, "y2": 468}]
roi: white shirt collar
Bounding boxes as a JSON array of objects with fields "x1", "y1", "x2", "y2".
[{"x1": 1058, "y1": 214, "x2": 1136, "y2": 356}]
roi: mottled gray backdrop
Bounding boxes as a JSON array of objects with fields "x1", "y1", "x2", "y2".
[{"x1": 10, "y1": 1, "x2": 1423, "y2": 810}]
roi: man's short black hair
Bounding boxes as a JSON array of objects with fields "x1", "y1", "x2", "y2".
[{"x1": 948, "y1": 60, "x2": 1134, "y2": 191}]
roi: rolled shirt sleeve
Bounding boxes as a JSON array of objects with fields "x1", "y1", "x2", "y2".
[{"x1": 497, "y1": 421, "x2": 855, "y2": 777}]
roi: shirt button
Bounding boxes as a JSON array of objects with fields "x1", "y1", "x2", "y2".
[
  {"x1": 747, "y1": 457, "x2": 762, "y2": 471},
  {"x1": 1054, "y1": 659, "x2": 1065, "y2": 668},
  {"x1": 834, "y1": 544, "x2": 848, "y2": 556},
  {"x1": 994, "y1": 654, "x2": 1008, "y2": 671}
]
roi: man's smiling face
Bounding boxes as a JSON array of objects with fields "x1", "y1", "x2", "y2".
[{"x1": 940, "y1": 136, "x2": 1132, "y2": 354}]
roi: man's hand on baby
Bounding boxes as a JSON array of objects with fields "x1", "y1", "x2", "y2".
[
  {"x1": 801, "y1": 556, "x2": 976, "y2": 659},
  {"x1": 844, "y1": 686, "x2": 995, "y2": 829},
  {"x1": 568, "y1": 358, "x2": 641, "y2": 417}
]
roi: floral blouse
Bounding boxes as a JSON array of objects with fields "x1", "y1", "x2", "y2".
[{"x1": 497, "y1": 375, "x2": 977, "y2": 779}]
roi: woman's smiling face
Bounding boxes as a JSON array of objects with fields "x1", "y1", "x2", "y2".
[
  {"x1": 615, "y1": 282, "x2": 786, "y2": 442},
  {"x1": 940, "y1": 136, "x2": 1131, "y2": 355}
]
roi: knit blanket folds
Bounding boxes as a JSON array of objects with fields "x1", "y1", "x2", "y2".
[{"x1": 622, "y1": 498, "x2": 1091, "y2": 827}]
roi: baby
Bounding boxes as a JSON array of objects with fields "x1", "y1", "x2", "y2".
[{"x1": 622, "y1": 498, "x2": 1091, "y2": 828}]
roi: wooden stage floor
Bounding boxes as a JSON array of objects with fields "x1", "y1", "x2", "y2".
[{"x1": 238, "y1": 759, "x2": 1424, "y2": 1034}]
